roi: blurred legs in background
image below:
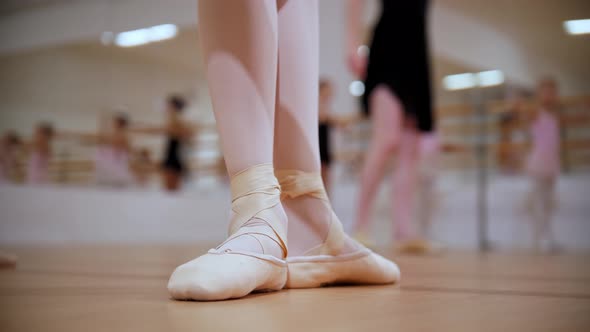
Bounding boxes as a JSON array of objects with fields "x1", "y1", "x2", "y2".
[
  {"x1": 354, "y1": 86, "x2": 403, "y2": 243},
  {"x1": 391, "y1": 126, "x2": 420, "y2": 241},
  {"x1": 162, "y1": 169, "x2": 181, "y2": 192},
  {"x1": 527, "y1": 176, "x2": 557, "y2": 252}
]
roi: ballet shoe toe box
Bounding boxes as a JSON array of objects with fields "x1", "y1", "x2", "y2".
[
  {"x1": 167, "y1": 253, "x2": 284, "y2": 301},
  {"x1": 369, "y1": 252, "x2": 401, "y2": 284}
]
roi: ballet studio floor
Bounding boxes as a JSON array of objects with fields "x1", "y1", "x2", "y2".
[{"x1": 1, "y1": 246, "x2": 589, "y2": 332}]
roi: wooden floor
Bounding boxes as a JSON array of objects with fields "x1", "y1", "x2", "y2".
[{"x1": 1, "y1": 246, "x2": 589, "y2": 332}]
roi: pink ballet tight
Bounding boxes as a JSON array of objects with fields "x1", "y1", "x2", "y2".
[
  {"x1": 199, "y1": 1, "x2": 352, "y2": 258},
  {"x1": 199, "y1": 0, "x2": 283, "y2": 258}
]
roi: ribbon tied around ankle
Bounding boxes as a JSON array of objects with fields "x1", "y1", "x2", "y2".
[
  {"x1": 276, "y1": 170, "x2": 345, "y2": 256},
  {"x1": 228, "y1": 163, "x2": 287, "y2": 257}
]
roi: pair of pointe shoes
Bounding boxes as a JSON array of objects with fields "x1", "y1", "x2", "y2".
[{"x1": 168, "y1": 164, "x2": 401, "y2": 301}]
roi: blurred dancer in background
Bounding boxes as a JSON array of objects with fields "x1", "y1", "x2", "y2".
[
  {"x1": 131, "y1": 148, "x2": 155, "y2": 188},
  {"x1": 497, "y1": 88, "x2": 529, "y2": 174},
  {"x1": 525, "y1": 77, "x2": 562, "y2": 252},
  {"x1": 93, "y1": 113, "x2": 133, "y2": 187},
  {"x1": 167, "y1": 0, "x2": 399, "y2": 302},
  {"x1": 160, "y1": 96, "x2": 193, "y2": 191},
  {"x1": 318, "y1": 78, "x2": 357, "y2": 193},
  {"x1": 132, "y1": 95, "x2": 194, "y2": 192},
  {"x1": 26, "y1": 122, "x2": 54, "y2": 184},
  {"x1": 347, "y1": 0, "x2": 434, "y2": 247},
  {"x1": 319, "y1": 79, "x2": 335, "y2": 191},
  {"x1": 0, "y1": 131, "x2": 22, "y2": 184}
]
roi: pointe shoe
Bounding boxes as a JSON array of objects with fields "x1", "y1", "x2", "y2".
[
  {"x1": 277, "y1": 170, "x2": 400, "y2": 289},
  {"x1": 395, "y1": 238, "x2": 445, "y2": 255},
  {"x1": 353, "y1": 230, "x2": 376, "y2": 248},
  {"x1": 168, "y1": 164, "x2": 288, "y2": 301}
]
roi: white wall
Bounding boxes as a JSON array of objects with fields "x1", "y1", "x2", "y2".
[
  {"x1": 0, "y1": 41, "x2": 205, "y2": 135},
  {"x1": 1, "y1": 173, "x2": 589, "y2": 251}
]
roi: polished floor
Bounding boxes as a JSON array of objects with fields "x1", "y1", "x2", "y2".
[{"x1": 1, "y1": 246, "x2": 589, "y2": 332}]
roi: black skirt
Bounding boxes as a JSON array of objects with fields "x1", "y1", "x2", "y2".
[
  {"x1": 362, "y1": 0, "x2": 434, "y2": 133},
  {"x1": 319, "y1": 122, "x2": 332, "y2": 165},
  {"x1": 161, "y1": 137, "x2": 185, "y2": 174}
]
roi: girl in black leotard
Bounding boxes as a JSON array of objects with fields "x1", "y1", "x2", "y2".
[
  {"x1": 161, "y1": 96, "x2": 193, "y2": 191},
  {"x1": 318, "y1": 79, "x2": 334, "y2": 190},
  {"x1": 131, "y1": 95, "x2": 194, "y2": 192},
  {"x1": 347, "y1": 0, "x2": 434, "y2": 245},
  {"x1": 318, "y1": 78, "x2": 358, "y2": 193}
]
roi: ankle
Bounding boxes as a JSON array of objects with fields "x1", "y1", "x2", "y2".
[{"x1": 222, "y1": 163, "x2": 288, "y2": 258}]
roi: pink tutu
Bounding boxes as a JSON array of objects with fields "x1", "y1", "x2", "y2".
[
  {"x1": 27, "y1": 151, "x2": 50, "y2": 184},
  {"x1": 95, "y1": 146, "x2": 133, "y2": 187},
  {"x1": 526, "y1": 110, "x2": 560, "y2": 178}
]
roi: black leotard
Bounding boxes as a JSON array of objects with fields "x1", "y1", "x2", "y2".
[
  {"x1": 362, "y1": 0, "x2": 433, "y2": 132},
  {"x1": 162, "y1": 136, "x2": 185, "y2": 174},
  {"x1": 319, "y1": 121, "x2": 332, "y2": 165}
]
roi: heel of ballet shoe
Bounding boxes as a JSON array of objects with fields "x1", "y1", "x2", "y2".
[
  {"x1": 256, "y1": 265, "x2": 288, "y2": 292},
  {"x1": 286, "y1": 249, "x2": 401, "y2": 289}
]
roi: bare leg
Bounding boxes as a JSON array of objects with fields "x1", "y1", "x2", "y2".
[
  {"x1": 354, "y1": 86, "x2": 403, "y2": 235},
  {"x1": 391, "y1": 126, "x2": 420, "y2": 241},
  {"x1": 162, "y1": 170, "x2": 181, "y2": 192},
  {"x1": 539, "y1": 177, "x2": 557, "y2": 251}
]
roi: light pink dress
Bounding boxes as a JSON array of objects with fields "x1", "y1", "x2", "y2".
[
  {"x1": 27, "y1": 151, "x2": 50, "y2": 184},
  {"x1": 526, "y1": 110, "x2": 560, "y2": 178},
  {"x1": 95, "y1": 146, "x2": 132, "y2": 187}
]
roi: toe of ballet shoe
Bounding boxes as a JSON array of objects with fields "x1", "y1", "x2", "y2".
[
  {"x1": 369, "y1": 252, "x2": 401, "y2": 284},
  {"x1": 168, "y1": 252, "x2": 286, "y2": 301}
]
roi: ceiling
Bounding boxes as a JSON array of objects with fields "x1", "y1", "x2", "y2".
[
  {"x1": 2, "y1": 0, "x2": 589, "y2": 94},
  {"x1": 0, "y1": 0, "x2": 68, "y2": 14},
  {"x1": 442, "y1": 0, "x2": 590, "y2": 84}
]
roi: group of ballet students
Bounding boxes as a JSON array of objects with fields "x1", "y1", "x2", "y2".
[
  {"x1": 0, "y1": 95, "x2": 193, "y2": 192},
  {"x1": 0, "y1": 1, "x2": 567, "y2": 301}
]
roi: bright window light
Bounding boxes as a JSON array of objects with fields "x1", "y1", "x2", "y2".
[
  {"x1": 349, "y1": 80, "x2": 365, "y2": 97},
  {"x1": 443, "y1": 73, "x2": 477, "y2": 91},
  {"x1": 477, "y1": 70, "x2": 504, "y2": 87},
  {"x1": 564, "y1": 19, "x2": 590, "y2": 35},
  {"x1": 115, "y1": 29, "x2": 150, "y2": 47},
  {"x1": 149, "y1": 24, "x2": 178, "y2": 42},
  {"x1": 115, "y1": 24, "x2": 178, "y2": 47}
]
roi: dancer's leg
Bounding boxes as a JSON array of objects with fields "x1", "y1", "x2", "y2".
[
  {"x1": 273, "y1": 1, "x2": 399, "y2": 287},
  {"x1": 529, "y1": 177, "x2": 543, "y2": 250},
  {"x1": 539, "y1": 177, "x2": 556, "y2": 248},
  {"x1": 273, "y1": 0, "x2": 329, "y2": 255},
  {"x1": 200, "y1": 0, "x2": 278, "y2": 177},
  {"x1": 198, "y1": 0, "x2": 284, "y2": 258},
  {"x1": 168, "y1": 0, "x2": 287, "y2": 301},
  {"x1": 391, "y1": 126, "x2": 420, "y2": 241},
  {"x1": 417, "y1": 175, "x2": 436, "y2": 238},
  {"x1": 354, "y1": 86, "x2": 403, "y2": 235}
]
